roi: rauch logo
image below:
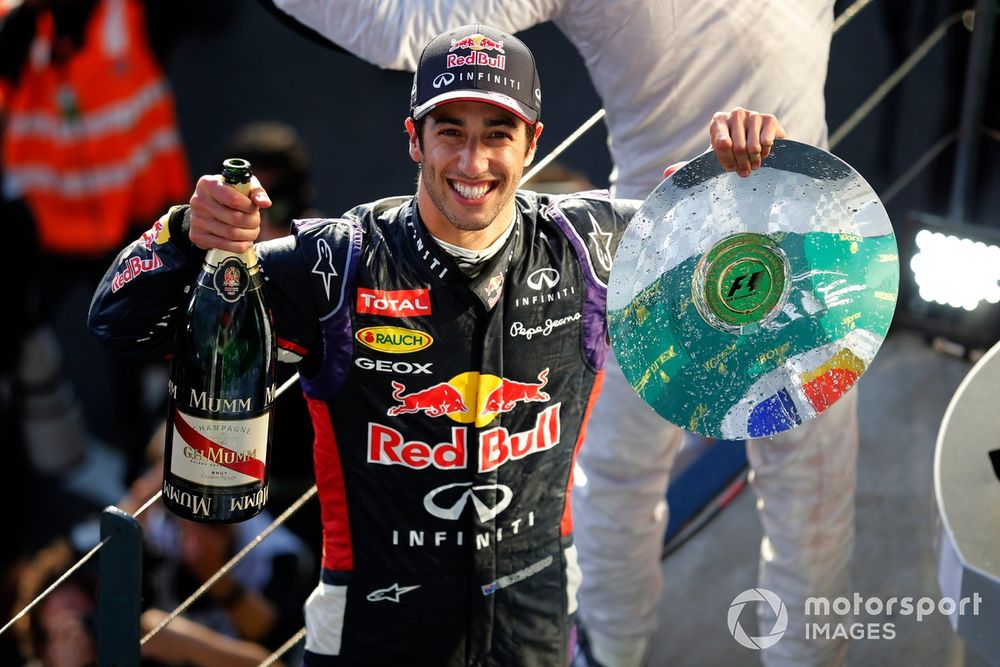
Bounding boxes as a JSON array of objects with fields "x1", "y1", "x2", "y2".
[{"x1": 355, "y1": 326, "x2": 433, "y2": 353}]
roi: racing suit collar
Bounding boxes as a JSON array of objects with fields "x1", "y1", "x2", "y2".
[{"x1": 407, "y1": 198, "x2": 521, "y2": 312}]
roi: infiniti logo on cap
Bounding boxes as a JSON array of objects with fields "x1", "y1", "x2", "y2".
[{"x1": 433, "y1": 72, "x2": 455, "y2": 89}]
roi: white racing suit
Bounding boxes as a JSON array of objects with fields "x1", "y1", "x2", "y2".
[{"x1": 271, "y1": 1, "x2": 851, "y2": 664}]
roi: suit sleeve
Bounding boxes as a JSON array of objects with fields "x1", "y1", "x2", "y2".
[
  {"x1": 267, "y1": 0, "x2": 564, "y2": 70},
  {"x1": 88, "y1": 207, "x2": 356, "y2": 377},
  {"x1": 88, "y1": 206, "x2": 205, "y2": 359}
]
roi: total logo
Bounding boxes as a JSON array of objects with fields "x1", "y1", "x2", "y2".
[
  {"x1": 357, "y1": 288, "x2": 431, "y2": 317},
  {"x1": 386, "y1": 369, "x2": 550, "y2": 426}
]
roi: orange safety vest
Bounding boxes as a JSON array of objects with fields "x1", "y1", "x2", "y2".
[{"x1": 2, "y1": 0, "x2": 190, "y2": 257}]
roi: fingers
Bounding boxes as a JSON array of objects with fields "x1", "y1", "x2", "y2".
[
  {"x1": 710, "y1": 108, "x2": 785, "y2": 178},
  {"x1": 710, "y1": 112, "x2": 736, "y2": 172},
  {"x1": 189, "y1": 175, "x2": 264, "y2": 251},
  {"x1": 744, "y1": 112, "x2": 763, "y2": 173},
  {"x1": 663, "y1": 161, "x2": 688, "y2": 179},
  {"x1": 760, "y1": 115, "x2": 786, "y2": 161},
  {"x1": 249, "y1": 175, "x2": 273, "y2": 209}
]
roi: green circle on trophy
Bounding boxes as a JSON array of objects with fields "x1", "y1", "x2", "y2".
[{"x1": 694, "y1": 233, "x2": 790, "y2": 333}]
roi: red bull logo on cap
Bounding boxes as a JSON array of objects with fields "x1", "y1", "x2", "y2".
[
  {"x1": 447, "y1": 33, "x2": 506, "y2": 70},
  {"x1": 449, "y1": 33, "x2": 505, "y2": 53}
]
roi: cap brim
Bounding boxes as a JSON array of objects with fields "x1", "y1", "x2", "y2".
[{"x1": 412, "y1": 90, "x2": 538, "y2": 124}]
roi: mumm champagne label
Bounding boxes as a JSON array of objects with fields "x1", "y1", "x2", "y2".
[
  {"x1": 170, "y1": 408, "x2": 269, "y2": 486},
  {"x1": 168, "y1": 382, "x2": 276, "y2": 410},
  {"x1": 161, "y1": 480, "x2": 270, "y2": 519}
]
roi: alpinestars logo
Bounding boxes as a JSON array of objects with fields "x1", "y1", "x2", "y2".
[
  {"x1": 367, "y1": 583, "x2": 420, "y2": 603},
  {"x1": 587, "y1": 213, "x2": 614, "y2": 272},
  {"x1": 311, "y1": 238, "x2": 338, "y2": 300}
]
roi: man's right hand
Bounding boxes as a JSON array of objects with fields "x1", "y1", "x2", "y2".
[{"x1": 188, "y1": 175, "x2": 271, "y2": 252}]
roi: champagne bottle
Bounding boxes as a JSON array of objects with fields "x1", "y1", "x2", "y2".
[{"x1": 162, "y1": 158, "x2": 276, "y2": 523}]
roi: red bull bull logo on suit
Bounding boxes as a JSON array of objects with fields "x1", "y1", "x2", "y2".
[{"x1": 369, "y1": 369, "x2": 561, "y2": 472}]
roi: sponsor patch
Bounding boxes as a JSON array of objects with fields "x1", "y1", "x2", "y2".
[
  {"x1": 356, "y1": 326, "x2": 433, "y2": 354},
  {"x1": 367, "y1": 403, "x2": 561, "y2": 473},
  {"x1": 112, "y1": 252, "x2": 163, "y2": 292},
  {"x1": 357, "y1": 288, "x2": 431, "y2": 317}
]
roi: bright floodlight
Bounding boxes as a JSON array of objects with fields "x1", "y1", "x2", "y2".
[{"x1": 910, "y1": 230, "x2": 1000, "y2": 311}]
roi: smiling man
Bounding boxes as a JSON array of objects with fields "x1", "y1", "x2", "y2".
[{"x1": 89, "y1": 23, "x2": 782, "y2": 666}]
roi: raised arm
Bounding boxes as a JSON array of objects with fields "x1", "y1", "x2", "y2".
[{"x1": 268, "y1": 0, "x2": 561, "y2": 70}]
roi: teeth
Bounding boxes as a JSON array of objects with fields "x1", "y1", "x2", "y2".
[{"x1": 452, "y1": 181, "x2": 490, "y2": 199}]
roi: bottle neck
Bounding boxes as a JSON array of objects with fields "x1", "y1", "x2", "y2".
[
  {"x1": 205, "y1": 178, "x2": 258, "y2": 268},
  {"x1": 205, "y1": 246, "x2": 258, "y2": 268}
]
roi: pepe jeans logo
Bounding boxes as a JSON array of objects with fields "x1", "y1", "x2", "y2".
[
  {"x1": 423, "y1": 482, "x2": 513, "y2": 521},
  {"x1": 509, "y1": 312, "x2": 581, "y2": 340}
]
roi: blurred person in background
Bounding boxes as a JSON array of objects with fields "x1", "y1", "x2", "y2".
[
  {"x1": 0, "y1": 0, "x2": 193, "y2": 486},
  {"x1": 265, "y1": 2, "x2": 850, "y2": 666},
  {"x1": 9, "y1": 436, "x2": 313, "y2": 666},
  {"x1": 107, "y1": 427, "x2": 315, "y2": 658},
  {"x1": 12, "y1": 534, "x2": 286, "y2": 667}
]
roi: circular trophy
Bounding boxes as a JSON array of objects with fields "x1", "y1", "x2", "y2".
[{"x1": 608, "y1": 140, "x2": 899, "y2": 439}]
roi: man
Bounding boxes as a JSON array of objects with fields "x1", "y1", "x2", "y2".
[
  {"x1": 266, "y1": 3, "x2": 848, "y2": 665},
  {"x1": 89, "y1": 24, "x2": 782, "y2": 665}
]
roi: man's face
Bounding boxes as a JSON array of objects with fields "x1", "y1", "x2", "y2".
[{"x1": 406, "y1": 101, "x2": 542, "y2": 247}]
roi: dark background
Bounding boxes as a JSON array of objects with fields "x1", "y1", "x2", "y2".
[{"x1": 165, "y1": 0, "x2": 998, "y2": 232}]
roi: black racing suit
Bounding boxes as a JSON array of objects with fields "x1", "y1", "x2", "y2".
[{"x1": 89, "y1": 190, "x2": 638, "y2": 666}]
